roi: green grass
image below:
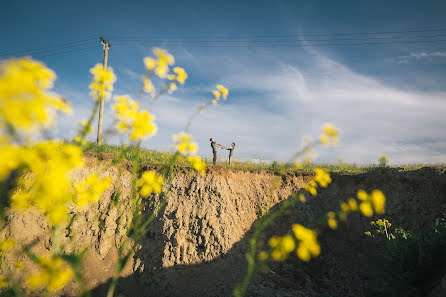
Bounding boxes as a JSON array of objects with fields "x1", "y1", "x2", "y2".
[{"x1": 77, "y1": 142, "x2": 445, "y2": 175}]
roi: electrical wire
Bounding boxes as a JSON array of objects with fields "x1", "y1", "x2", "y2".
[{"x1": 0, "y1": 38, "x2": 97, "y2": 57}]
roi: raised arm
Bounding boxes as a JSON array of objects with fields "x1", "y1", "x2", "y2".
[{"x1": 216, "y1": 143, "x2": 229, "y2": 149}]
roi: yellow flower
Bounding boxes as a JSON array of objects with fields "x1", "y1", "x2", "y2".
[
  {"x1": 357, "y1": 189, "x2": 369, "y2": 201},
  {"x1": 0, "y1": 238, "x2": 15, "y2": 253},
  {"x1": 270, "y1": 235, "x2": 295, "y2": 261},
  {"x1": 371, "y1": 189, "x2": 386, "y2": 214},
  {"x1": 77, "y1": 120, "x2": 93, "y2": 134},
  {"x1": 138, "y1": 171, "x2": 164, "y2": 197},
  {"x1": 360, "y1": 201, "x2": 373, "y2": 217},
  {"x1": 258, "y1": 251, "x2": 268, "y2": 261},
  {"x1": 299, "y1": 193, "x2": 306, "y2": 203},
  {"x1": 0, "y1": 57, "x2": 71, "y2": 134},
  {"x1": 168, "y1": 82, "x2": 177, "y2": 94},
  {"x1": 27, "y1": 255, "x2": 74, "y2": 293},
  {"x1": 320, "y1": 123, "x2": 339, "y2": 146},
  {"x1": 211, "y1": 99, "x2": 217, "y2": 105},
  {"x1": 143, "y1": 57, "x2": 157, "y2": 71},
  {"x1": 356, "y1": 189, "x2": 386, "y2": 217},
  {"x1": 364, "y1": 231, "x2": 372, "y2": 236},
  {"x1": 328, "y1": 218, "x2": 338, "y2": 230},
  {"x1": 14, "y1": 261, "x2": 24, "y2": 271},
  {"x1": 89, "y1": 64, "x2": 116, "y2": 101},
  {"x1": 173, "y1": 67, "x2": 188, "y2": 85},
  {"x1": 294, "y1": 161, "x2": 303, "y2": 169},
  {"x1": 10, "y1": 141, "x2": 84, "y2": 225},
  {"x1": 340, "y1": 202, "x2": 350, "y2": 213},
  {"x1": 187, "y1": 156, "x2": 206, "y2": 175},
  {"x1": 74, "y1": 174, "x2": 111, "y2": 209},
  {"x1": 347, "y1": 198, "x2": 358, "y2": 211},
  {"x1": 113, "y1": 95, "x2": 157, "y2": 141},
  {"x1": 292, "y1": 224, "x2": 320, "y2": 262},
  {"x1": 314, "y1": 168, "x2": 332, "y2": 188},
  {"x1": 130, "y1": 111, "x2": 157, "y2": 141},
  {"x1": 173, "y1": 132, "x2": 197, "y2": 155},
  {"x1": 216, "y1": 85, "x2": 228, "y2": 99},
  {"x1": 143, "y1": 76, "x2": 155, "y2": 96},
  {"x1": 153, "y1": 48, "x2": 175, "y2": 78},
  {"x1": 212, "y1": 90, "x2": 221, "y2": 100},
  {"x1": 0, "y1": 275, "x2": 7, "y2": 288}
]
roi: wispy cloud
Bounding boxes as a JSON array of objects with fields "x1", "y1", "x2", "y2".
[
  {"x1": 397, "y1": 51, "x2": 446, "y2": 63},
  {"x1": 55, "y1": 48, "x2": 446, "y2": 164}
]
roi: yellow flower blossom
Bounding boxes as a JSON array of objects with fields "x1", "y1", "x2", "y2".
[
  {"x1": 173, "y1": 67, "x2": 188, "y2": 85},
  {"x1": 348, "y1": 198, "x2": 358, "y2": 211},
  {"x1": 314, "y1": 168, "x2": 332, "y2": 188},
  {"x1": 77, "y1": 120, "x2": 93, "y2": 135},
  {"x1": 0, "y1": 238, "x2": 15, "y2": 253},
  {"x1": 138, "y1": 171, "x2": 164, "y2": 197},
  {"x1": 258, "y1": 251, "x2": 268, "y2": 261},
  {"x1": 173, "y1": 132, "x2": 197, "y2": 155},
  {"x1": 328, "y1": 218, "x2": 338, "y2": 230},
  {"x1": 0, "y1": 144, "x2": 24, "y2": 181},
  {"x1": 74, "y1": 174, "x2": 111, "y2": 209},
  {"x1": 143, "y1": 76, "x2": 155, "y2": 96},
  {"x1": 0, "y1": 275, "x2": 7, "y2": 288},
  {"x1": 357, "y1": 189, "x2": 368, "y2": 201},
  {"x1": 0, "y1": 57, "x2": 71, "y2": 134},
  {"x1": 212, "y1": 90, "x2": 221, "y2": 100},
  {"x1": 89, "y1": 64, "x2": 116, "y2": 101},
  {"x1": 327, "y1": 211, "x2": 338, "y2": 229},
  {"x1": 168, "y1": 82, "x2": 177, "y2": 94},
  {"x1": 320, "y1": 123, "x2": 339, "y2": 146},
  {"x1": 167, "y1": 74, "x2": 176, "y2": 80},
  {"x1": 270, "y1": 235, "x2": 295, "y2": 261},
  {"x1": 340, "y1": 202, "x2": 350, "y2": 213},
  {"x1": 112, "y1": 95, "x2": 157, "y2": 141},
  {"x1": 153, "y1": 48, "x2": 175, "y2": 78},
  {"x1": 294, "y1": 161, "x2": 303, "y2": 169},
  {"x1": 356, "y1": 189, "x2": 386, "y2": 217},
  {"x1": 360, "y1": 201, "x2": 373, "y2": 217},
  {"x1": 187, "y1": 156, "x2": 206, "y2": 175},
  {"x1": 371, "y1": 189, "x2": 386, "y2": 214},
  {"x1": 130, "y1": 111, "x2": 157, "y2": 141},
  {"x1": 10, "y1": 141, "x2": 84, "y2": 225},
  {"x1": 27, "y1": 255, "x2": 74, "y2": 293},
  {"x1": 216, "y1": 85, "x2": 228, "y2": 99},
  {"x1": 292, "y1": 224, "x2": 320, "y2": 262},
  {"x1": 364, "y1": 231, "x2": 372, "y2": 236},
  {"x1": 143, "y1": 57, "x2": 157, "y2": 71},
  {"x1": 299, "y1": 194, "x2": 306, "y2": 203},
  {"x1": 14, "y1": 261, "x2": 24, "y2": 271},
  {"x1": 211, "y1": 99, "x2": 217, "y2": 105}
]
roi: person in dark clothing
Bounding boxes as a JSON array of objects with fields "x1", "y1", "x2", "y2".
[
  {"x1": 220, "y1": 142, "x2": 236, "y2": 166},
  {"x1": 210, "y1": 138, "x2": 225, "y2": 165}
]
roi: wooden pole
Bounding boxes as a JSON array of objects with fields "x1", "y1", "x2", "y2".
[{"x1": 97, "y1": 37, "x2": 110, "y2": 145}]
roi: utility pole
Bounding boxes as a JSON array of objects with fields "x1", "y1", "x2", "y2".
[{"x1": 97, "y1": 36, "x2": 110, "y2": 145}]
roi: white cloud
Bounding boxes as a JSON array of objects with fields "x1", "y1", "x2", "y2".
[
  {"x1": 398, "y1": 51, "x2": 446, "y2": 63},
  {"x1": 54, "y1": 49, "x2": 446, "y2": 164}
]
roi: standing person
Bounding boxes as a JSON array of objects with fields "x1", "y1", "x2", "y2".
[
  {"x1": 210, "y1": 138, "x2": 225, "y2": 165},
  {"x1": 226, "y1": 142, "x2": 236, "y2": 166}
]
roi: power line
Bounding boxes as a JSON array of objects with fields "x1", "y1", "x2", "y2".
[
  {"x1": 111, "y1": 39, "x2": 446, "y2": 48},
  {"x1": 105, "y1": 28, "x2": 446, "y2": 39},
  {"x1": 107, "y1": 34, "x2": 446, "y2": 44},
  {"x1": 0, "y1": 38, "x2": 97, "y2": 57},
  {"x1": 33, "y1": 45, "x2": 99, "y2": 58}
]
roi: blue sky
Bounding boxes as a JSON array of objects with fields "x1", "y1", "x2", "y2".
[{"x1": 1, "y1": 0, "x2": 446, "y2": 164}]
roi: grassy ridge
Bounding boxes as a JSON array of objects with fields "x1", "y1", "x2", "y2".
[{"x1": 81, "y1": 142, "x2": 445, "y2": 175}]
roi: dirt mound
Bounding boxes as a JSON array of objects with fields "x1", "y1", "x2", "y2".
[{"x1": 1, "y1": 159, "x2": 445, "y2": 297}]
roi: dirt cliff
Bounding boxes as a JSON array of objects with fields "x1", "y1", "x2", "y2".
[{"x1": 1, "y1": 157, "x2": 445, "y2": 297}]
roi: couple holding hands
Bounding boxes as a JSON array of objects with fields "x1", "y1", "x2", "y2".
[{"x1": 210, "y1": 138, "x2": 236, "y2": 166}]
